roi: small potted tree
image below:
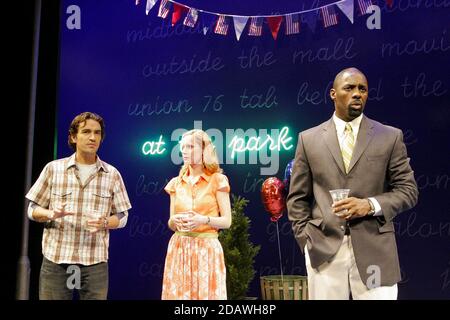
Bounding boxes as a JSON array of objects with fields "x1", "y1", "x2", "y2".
[{"x1": 219, "y1": 195, "x2": 261, "y2": 300}]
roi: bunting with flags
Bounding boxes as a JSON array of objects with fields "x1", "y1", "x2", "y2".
[
  {"x1": 157, "y1": 0, "x2": 171, "y2": 18},
  {"x1": 145, "y1": 0, "x2": 157, "y2": 15},
  {"x1": 337, "y1": 0, "x2": 354, "y2": 24},
  {"x1": 248, "y1": 17, "x2": 263, "y2": 36},
  {"x1": 135, "y1": 0, "x2": 395, "y2": 40},
  {"x1": 183, "y1": 7, "x2": 198, "y2": 28},
  {"x1": 267, "y1": 16, "x2": 283, "y2": 40},
  {"x1": 214, "y1": 15, "x2": 230, "y2": 36},
  {"x1": 172, "y1": 3, "x2": 188, "y2": 26},
  {"x1": 357, "y1": 0, "x2": 373, "y2": 15},
  {"x1": 321, "y1": 5, "x2": 339, "y2": 28},
  {"x1": 233, "y1": 17, "x2": 249, "y2": 41},
  {"x1": 285, "y1": 14, "x2": 300, "y2": 35}
]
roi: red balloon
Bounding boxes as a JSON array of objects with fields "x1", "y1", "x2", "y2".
[
  {"x1": 261, "y1": 177, "x2": 286, "y2": 222},
  {"x1": 270, "y1": 213, "x2": 283, "y2": 222}
]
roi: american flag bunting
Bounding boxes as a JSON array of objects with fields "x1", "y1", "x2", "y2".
[
  {"x1": 248, "y1": 17, "x2": 263, "y2": 36},
  {"x1": 214, "y1": 15, "x2": 230, "y2": 35},
  {"x1": 183, "y1": 7, "x2": 199, "y2": 27},
  {"x1": 357, "y1": 0, "x2": 373, "y2": 15},
  {"x1": 158, "y1": 0, "x2": 172, "y2": 19},
  {"x1": 285, "y1": 14, "x2": 300, "y2": 35},
  {"x1": 321, "y1": 6, "x2": 338, "y2": 27}
]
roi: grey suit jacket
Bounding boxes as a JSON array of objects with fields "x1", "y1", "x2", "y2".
[{"x1": 287, "y1": 115, "x2": 418, "y2": 286}]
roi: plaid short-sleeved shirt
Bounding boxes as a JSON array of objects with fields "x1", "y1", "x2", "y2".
[{"x1": 26, "y1": 154, "x2": 132, "y2": 265}]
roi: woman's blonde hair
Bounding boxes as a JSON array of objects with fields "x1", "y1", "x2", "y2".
[{"x1": 179, "y1": 129, "x2": 222, "y2": 177}]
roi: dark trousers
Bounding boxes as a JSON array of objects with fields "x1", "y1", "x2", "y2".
[{"x1": 39, "y1": 256, "x2": 108, "y2": 300}]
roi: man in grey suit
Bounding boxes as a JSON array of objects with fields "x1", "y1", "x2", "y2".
[{"x1": 287, "y1": 67, "x2": 418, "y2": 299}]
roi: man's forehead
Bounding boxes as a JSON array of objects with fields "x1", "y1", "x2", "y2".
[
  {"x1": 339, "y1": 72, "x2": 367, "y2": 85},
  {"x1": 79, "y1": 119, "x2": 101, "y2": 129}
]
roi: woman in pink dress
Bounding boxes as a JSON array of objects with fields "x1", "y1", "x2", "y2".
[{"x1": 162, "y1": 129, "x2": 232, "y2": 300}]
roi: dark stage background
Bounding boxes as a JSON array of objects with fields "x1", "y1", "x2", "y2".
[{"x1": 12, "y1": 0, "x2": 449, "y2": 300}]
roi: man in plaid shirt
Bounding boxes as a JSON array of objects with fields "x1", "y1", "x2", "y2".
[{"x1": 26, "y1": 112, "x2": 132, "y2": 300}]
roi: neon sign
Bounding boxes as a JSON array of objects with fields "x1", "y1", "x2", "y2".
[
  {"x1": 227, "y1": 126, "x2": 293, "y2": 158},
  {"x1": 141, "y1": 135, "x2": 166, "y2": 155},
  {"x1": 141, "y1": 128, "x2": 294, "y2": 157}
]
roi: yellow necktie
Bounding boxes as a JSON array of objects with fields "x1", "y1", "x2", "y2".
[{"x1": 342, "y1": 123, "x2": 355, "y2": 173}]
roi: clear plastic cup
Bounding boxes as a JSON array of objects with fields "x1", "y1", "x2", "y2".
[
  {"x1": 329, "y1": 189, "x2": 350, "y2": 216},
  {"x1": 82, "y1": 212, "x2": 101, "y2": 233},
  {"x1": 177, "y1": 212, "x2": 193, "y2": 232}
]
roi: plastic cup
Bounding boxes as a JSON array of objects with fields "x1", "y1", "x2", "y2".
[
  {"x1": 329, "y1": 189, "x2": 350, "y2": 216},
  {"x1": 82, "y1": 212, "x2": 100, "y2": 233},
  {"x1": 177, "y1": 212, "x2": 193, "y2": 232}
]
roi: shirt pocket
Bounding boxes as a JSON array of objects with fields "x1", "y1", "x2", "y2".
[
  {"x1": 90, "y1": 191, "x2": 112, "y2": 217},
  {"x1": 50, "y1": 190, "x2": 72, "y2": 210},
  {"x1": 48, "y1": 190, "x2": 72, "y2": 229}
]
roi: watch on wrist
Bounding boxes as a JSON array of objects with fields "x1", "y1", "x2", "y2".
[{"x1": 367, "y1": 199, "x2": 375, "y2": 216}]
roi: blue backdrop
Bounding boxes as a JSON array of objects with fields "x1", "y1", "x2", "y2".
[{"x1": 56, "y1": 0, "x2": 449, "y2": 299}]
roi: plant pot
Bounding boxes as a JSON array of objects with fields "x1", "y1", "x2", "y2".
[{"x1": 260, "y1": 275, "x2": 308, "y2": 300}]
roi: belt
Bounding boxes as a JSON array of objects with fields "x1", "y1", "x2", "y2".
[{"x1": 175, "y1": 231, "x2": 218, "y2": 238}]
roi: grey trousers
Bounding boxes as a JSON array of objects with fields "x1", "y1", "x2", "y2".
[{"x1": 39, "y1": 256, "x2": 108, "y2": 300}]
